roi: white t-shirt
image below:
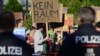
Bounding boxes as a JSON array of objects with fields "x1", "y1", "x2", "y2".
[{"x1": 34, "y1": 30, "x2": 43, "y2": 53}]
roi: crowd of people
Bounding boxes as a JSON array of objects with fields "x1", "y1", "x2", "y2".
[{"x1": 0, "y1": 6, "x2": 100, "y2": 56}]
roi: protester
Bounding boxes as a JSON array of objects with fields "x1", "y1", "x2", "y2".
[
  {"x1": 48, "y1": 27, "x2": 55, "y2": 44},
  {"x1": 13, "y1": 19, "x2": 26, "y2": 41},
  {"x1": 33, "y1": 26, "x2": 48, "y2": 56},
  {"x1": 59, "y1": 6, "x2": 100, "y2": 56},
  {"x1": 55, "y1": 31, "x2": 62, "y2": 45},
  {"x1": 26, "y1": 26, "x2": 34, "y2": 45},
  {"x1": 69, "y1": 26, "x2": 77, "y2": 34},
  {"x1": 47, "y1": 27, "x2": 55, "y2": 52},
  {"x1": 0, "y1": 11, "x2": 33, "y2": 56},
  {"x1": 95, "y1": 21, "x2": 100, "y2": 32}
]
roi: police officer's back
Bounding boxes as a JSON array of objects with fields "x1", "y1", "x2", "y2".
[
  {"x1": 0, "y1": 11, "x2": 33, "y2": 56},
  {"x1": 59, "y1": 6, "x2": 100, "y2": 56}
]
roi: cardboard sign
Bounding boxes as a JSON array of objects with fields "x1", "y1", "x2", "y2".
[
  {"x1": 31, "y1": 0, "x2": 63, "y2": 23},
  {"x1": 95, "y1": 9, "x2": 100, "y2": 22},
  {"x1": 63, "y1": 14, "x2": 74, "y2": 31},
  {"x1": 93, "y1": 7, "x2": 100, "y2": 22}
]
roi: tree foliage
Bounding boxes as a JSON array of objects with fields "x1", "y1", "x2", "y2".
[
  {"x1": 59, "y1": 0, "x2": 100, "y2": 24},
  {"x1": 5, "y1": 0, "x2": 23, "y2": 12},
  {"x1": 59, "y1": 0, "x2": 100, "y2": 14},
  {"x1": 25, "y1": 15, "x2": 32, "y2": 29}
]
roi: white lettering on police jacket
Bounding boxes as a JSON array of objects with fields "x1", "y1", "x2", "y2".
[
  {"x1": 75, "y1": 35, "x2": 100, "y2": 44},
  {"x1": 0, "y1": 46, "x2": 22, "y2": 55}
]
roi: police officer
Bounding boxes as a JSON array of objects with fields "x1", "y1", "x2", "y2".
[
  {"x1": 59, "y1": 6, "x2": 100, "y2": 56},
  {"x1": 0, "y1": 11, "x2": 34, "y2": 56}
]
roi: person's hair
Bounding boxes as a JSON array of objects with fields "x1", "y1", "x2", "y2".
[
  {"x1": 37, "y1": 26, "x2": 43, "y2": 30},
  {"x1": 30, "y1": 26, "x2": 36, "y2": 30},
  {"x1": 0, "y1": 11, "x2": 15, "y2": 32},
  {"x1": 16, "y1": 19, "x2": 23, "y2": 26},
  {"x1": 95, "y1": 22, "x2": 100, "y2": 28},
  {"x1": 78, "y1": 6, "x2": 96, "y2": 23}
]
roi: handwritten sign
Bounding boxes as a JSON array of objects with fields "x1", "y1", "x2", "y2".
[{"x1": 31, "y1": 0, "x2": 63, "y2": 23}]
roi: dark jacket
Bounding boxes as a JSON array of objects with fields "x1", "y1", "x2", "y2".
[
  {"x1": 59, "y1": 24, "x2": 100, "y2": 56},
  {"x1": 0, "y1": 32, "x2": 34, "y2": 56}
]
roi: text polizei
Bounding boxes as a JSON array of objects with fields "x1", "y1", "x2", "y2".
[
  {"x1": 0, "y1": 46, "x2": 22, "y2": 55},
  {"x1": 75, "y1": 35, "x2": 100, "y2": 44}
]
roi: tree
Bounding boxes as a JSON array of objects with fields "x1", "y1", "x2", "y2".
[
  {"x1": 5, "y1": 0, "x2": 23, "y2": 12},
  {"x1": 59, "y1": 0, "x2": 100, "y2": 14},
  {"x1": 59, "y1": 0, "x2": 100, "y2": 24},
  {"x1": 25, "y1": 13, "x2": 32, "y2": 29}
]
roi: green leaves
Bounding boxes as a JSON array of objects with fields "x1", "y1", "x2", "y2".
[
  {"x1": 59, "y1": 0, "x2": 100, "y2": 24},
  {"x1": 5, "y1": 0, "x2": 23, "y2": 12},
  {"x1": 25, "y1": 15, "x2": 32, "y2": 29},
  {"x1": 59, "y1": 0, "x2": 100, "y2": 14}
]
